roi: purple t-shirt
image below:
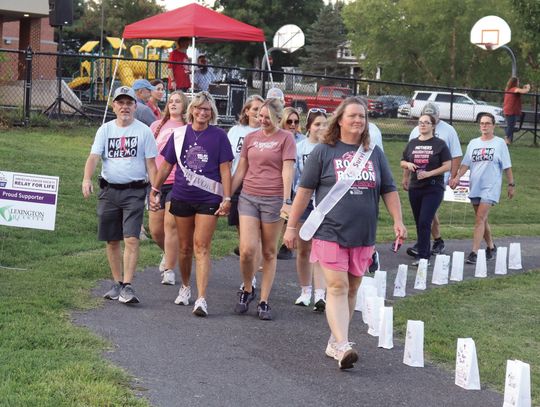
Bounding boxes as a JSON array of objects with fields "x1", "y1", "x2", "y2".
[{"x1": 161, "y1": 124, "x2": 234, "y2": 203}]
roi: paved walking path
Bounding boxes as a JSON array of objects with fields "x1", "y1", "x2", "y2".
[{"x1": 73, "y1": 237, "x2": 539, "y2": 407}]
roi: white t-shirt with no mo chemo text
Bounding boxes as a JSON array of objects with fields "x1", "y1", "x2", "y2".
[{"x1": 461, "y1": 136, "x2": 511, "y2": 203}]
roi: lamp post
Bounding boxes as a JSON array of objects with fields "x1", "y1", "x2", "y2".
[{"x1": 99, "y1": 0, "x2": 104, "y2": 56}]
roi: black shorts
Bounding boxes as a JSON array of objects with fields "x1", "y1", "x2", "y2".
[
  {"x1": 169, "y1": 198, "x2": 219, "y2": 217},
  {"x1": 227, "y1": 190, "x2": 241, "y2": 226},
  {"x1": 147, "y1": 183, "x2": 173, "y2": 210}
]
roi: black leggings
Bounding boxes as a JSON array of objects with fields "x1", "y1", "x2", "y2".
[{"x1": 408, "y1": 185, "x2": 444, "y2": 259}]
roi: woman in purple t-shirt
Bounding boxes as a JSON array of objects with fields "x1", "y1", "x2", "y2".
[
  {"x1": 150, "y1": 92, "x2": 234, "y2": 318},
  {"x1": 231, "y1": 98, "x2": 296, "y2": 320}
]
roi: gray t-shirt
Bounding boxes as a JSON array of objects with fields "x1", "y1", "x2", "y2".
[
  {"x1": 135, "y1": 98, "x2": 156, "y2": 127},
  {"x1": 299, "y1": 140, "x2": 396, "y2": 247}
]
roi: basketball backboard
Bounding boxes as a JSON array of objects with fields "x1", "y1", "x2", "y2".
[
  {"x1": 273, "y1": 24, "x2": 305, "y2": 53},
  {"x1": 470, "y1": 16, "x2": 511, "y2": 51}
]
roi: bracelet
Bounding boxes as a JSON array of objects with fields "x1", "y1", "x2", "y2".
[
  {"x1": 286, "y1": 226, "x2": 296, "y2": 230},
  {"x1": 151, "y1": 186, "x2": 161, "y2": 193},
  {"x1": 223, "y1": 197, "x2": 231, "y2": 201}
]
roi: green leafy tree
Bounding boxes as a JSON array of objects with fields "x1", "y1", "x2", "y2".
[
  {"x1": 299, "y1": 2, "x2": 348, "y2": 77},
  {"x1": 511, "y1": 0, "x2": 540, "y2": 85}
]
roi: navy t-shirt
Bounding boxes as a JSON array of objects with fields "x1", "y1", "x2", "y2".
[{"x1": 402, "y1": 137, "x2": 451, "y2": 190}]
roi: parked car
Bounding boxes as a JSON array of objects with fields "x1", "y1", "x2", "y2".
[
  {"x1": 374, "y1": 95, "x2": 409, "y2": 117},
  {"x1": 367, "y1": 98, "x2": 384, "y2": 117},
  {"x1": 397, "y1": 103, "x2": 411, "y2": 118},
  {"x1": 409, "y1": 91, "x2": 504, "y2": 123},
  {"x1": 284, "y1": 86, "x2": 352, "y2": 114}
]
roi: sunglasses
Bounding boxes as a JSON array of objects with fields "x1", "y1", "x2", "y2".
[
  {"x1": 286, "y1": 119, "x2": 300, "y2": 125},
  {"x1": 308, "y1": 108, "x2": 327, "y2": 114}
]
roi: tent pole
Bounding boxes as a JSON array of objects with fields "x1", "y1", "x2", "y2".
[
  {"x1": 102, "y1": 38, "x2": 124, "y2": 124},
  {"x1": 262, "y1": 42, "x2": 274, "y2": 88},
  {"x1": 191, "y1": 37, "x2": 196, "y2": 95}
]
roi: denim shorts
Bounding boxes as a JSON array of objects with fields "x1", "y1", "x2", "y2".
[
  {"x1": 469, "y1": 197, "x2": 497, "y2": 206},
  {"x1": 238, "y1": 192, "x2": 282, "y2": 223}
]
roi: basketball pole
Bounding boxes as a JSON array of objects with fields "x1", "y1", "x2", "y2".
[{"x1": 499, "y1": 45, "x2": 517, "y2": 77}]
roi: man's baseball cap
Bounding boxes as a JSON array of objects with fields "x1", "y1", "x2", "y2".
[
  {"x1": 112, "y1": 86, "x2": 136, "y2": 101},
  {"x1": 421, "y1": 102, "x2": 440, "y2": 118},
  {"x1": 266, "y1": 87, "x2": 284, "y2": 101},
  {"x1": 132, "y1": 79, "x2": 156, "y2": 91}
]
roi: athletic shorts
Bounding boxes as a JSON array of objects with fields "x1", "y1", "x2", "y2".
[
  {"x1": 310, "y1": 238, "x2": 374, "y2": 277},
  {"x1": 147, "y1": 183, "x2": 173, "y2": 210},
  {"x1": 97, "y1": 186, "x2": 146, "y2": 241},
  {"x1": 238, "y1": 192, "x2": 282, "y2": 223},
  {"x1": 469, "y1": 197, "x2": 497, "y2": 206},
  {"x1": 227, "y1": 190, "x2": 241, "y2": 227},
  {"x1": 169, "y1": 199, "x2": 219, "y2": 217}
]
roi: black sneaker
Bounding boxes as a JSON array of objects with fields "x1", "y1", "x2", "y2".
[
  {"x1": 466, "y1": 252, "x2": 477, "y2": 264},
  {"x1": 277, "y1": 244, "x2": 293, "y2": 260},
  {"x1": 234, "y1": 289, "x2": 255, "y2": 314},
  {"x1": 313, "y1": 298, "x2": 326, "y2": 313},
  {"x1": 233, "y1": 246, "x2": 240, "y2": 256},
  {"x1": 431, "y1": 238, "x2": 445, "y2": 255},
  {"x1": 368, "y1": 250, "x2": 380, "y2": 273},
  {"x1": 486, "y1": 245, "x2": 497, "y2": 260},
  {"x1": 257, "y1": 301, "x2": 272, "y2": 320},
  {"x1": 406, "y1": 244, "x2": 418, "y2": 258}
]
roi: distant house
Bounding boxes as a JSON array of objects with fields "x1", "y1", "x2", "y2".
[{"x1": 336, "y1": 40, "x2": 363, "y2": 78}]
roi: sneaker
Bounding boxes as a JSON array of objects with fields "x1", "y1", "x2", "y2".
[
  {"x1": 411, "y1": 258, "x2": 431, "y2": 267},
  {"x1": 174, "y1": 285, "x2": 191, "y2": 305},
  {"x1": 313, "y1": 289, "x2": 326, "y2": 312},
  {"x1": 238, "y1": 276, "x2": 257, "y2": 292},
  {"x1": 335, "y1": 342, "x2": 358, "y2": 370},
  {"x1": 295, "y1": 287, "x2": 312, "y2": 307},
  {"x1": 192, "y1": 297, "x2": 208, "y2": 317},
  {"x1": 161, "y1": 269, "x2": 175, "y2": 285},
  {"x1": 159, "y1": 253, "x2": 167, "y2": 274},
  {"x1": 235, "y1": 289, "x2": 256, "y2": 314},
  {"x1": 466, "y1": 252, "x2": 477, "y2": 264},
  {"x1": 257, "y1": 301, "x2": 272, "y2": 320},
  {"x1": 233, "y1": 246, "x2": 240, "y2": 256},
  {"x1": 368, "y1": 250, "x2": 380, "y2": 273},
  {"x1": 277, "y1": 244, "x2": 293, "y2": 260},
  {"x1": 431, "y1": 238, "x2": 445, "y2": 255},
  {"x1": 325, "y1": 340, "x2": 338, "y2": 360},
  {"x1": 103, "y1": 282, "x2": 122, "y2": 300},
  {"x1": 486, "y1": 245, "x2": 497, "y2": 261},
  {"x1": 406, "y1": 244, "x2": 419, "y2": 258},
  {"x1": 118, "y1": 284, "x2": 139, "y2": 304}
]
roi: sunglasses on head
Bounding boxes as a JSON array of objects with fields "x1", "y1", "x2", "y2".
[
  {"x1": 286, "y1": 119, "x2": 299, "y2": 125},
  {"x1": 308, "y1": 108, "x2": 327, "y2": 114}
]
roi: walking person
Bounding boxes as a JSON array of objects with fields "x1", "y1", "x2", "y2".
[
  {"x1": 231, "y1": 98, "x2": 296, "y2": 320},
  {"x1": 283, "y1": 97, "x2": 406, "y2": 369},
  {"x1": 167, "y1": 37, "x2": 191, "y2": 92},
  {"x1": 150, "y1": 92, "x2": 234, "y2": 317},
  {"x1": 82, "y1": 86, "x2": 158, "y2": 304},
  {"x1": 503, "y1": 76, "x2": 530, "y2": 145},
  {"x1": 148, "y1": 91, "x2": 188, "y2": 285},
  {"x1": 292, "y1": 109, "x2": 328, "y2": 311},
  {"x1": 450, "y1": 113, "x2": 515, "y2": 264},
  {"x1": 401, "y1": 113, "x2": 451, "y2": 266}
]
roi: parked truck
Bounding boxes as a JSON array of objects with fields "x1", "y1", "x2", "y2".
[{"x1": 284, "y1": 86, "x2": 352, "y2": 114}]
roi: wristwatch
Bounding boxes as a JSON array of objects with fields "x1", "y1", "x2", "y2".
[
  {"x1": 283, "y1": 198, "x2": 293, "y2": 205},
  {"x1": 508, "y1": 183, "x2": 515, "y2": 187}
]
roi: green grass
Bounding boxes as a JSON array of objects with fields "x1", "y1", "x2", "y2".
[
  {"x1": 394, "y1": 271, "x2": 540, "y2": 403},
  {"x1": 0, "y1": 125, "x2": 538, "y2": 404}
]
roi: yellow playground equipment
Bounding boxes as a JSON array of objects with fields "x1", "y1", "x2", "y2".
[{"x1": 68, "y1": 37, "x2": 174, "y2": 101}]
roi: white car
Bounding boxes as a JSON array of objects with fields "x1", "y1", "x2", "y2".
[
  {"x1": 397, "y1": 103, "x2": 411, "y2": 118},
  {"x1": 409, "y1": 91, "x2": 504, "y2": 123}
]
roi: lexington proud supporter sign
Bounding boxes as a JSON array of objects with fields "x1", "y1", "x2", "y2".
[{"x1": 0, "y1": 171, "x2": 59, "y2": 231}]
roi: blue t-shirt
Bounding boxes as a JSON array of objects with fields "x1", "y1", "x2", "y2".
[
  {"x1": 161, "y1": 124, "x2": 234, "y2": 203},
  {"x1": 294, "y1": 137, "x2": 318, "y2": 191},
  {"x1": 91, "y1": 119, "x2": 157, "y2": 184},
  {"x1": 461, "y1": 136, "x2": 511, "y2": 203}
]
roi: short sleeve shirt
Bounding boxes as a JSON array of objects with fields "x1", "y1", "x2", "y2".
[
  {"x1": 161, "y1": 124, "x2": 234, "y2": 203},
  {"x1": 503, "y1": 87, "x2": 522, "y2": 116},
  {"x1": 299, "y1": 141, "x2": 396, "y2": 247},
  {"x1": 90, "y1": 119, "x2": 157, "y2": 184},
  {"x1": 369, "y1": 123, "x2": 384, "y2": 152},
  {"x1": 240, "y1": 129, "x2": 297, "y2": 197},
  {"x1": 294, "y1": 138, "x2": 318, "y2": 191},
  {"x1": 168, "y1": 49, "x2": 191, "y2": 89},
  {"x1": 150, "y1": 118, "x2": 184, "y2": 185},
  {"x1": 462, "y1": 136, "x2": 511, "y2": 203},
  {"x1": 402, "y1": 137, "x2": 451, "y2": 190},
  {"x1": 227, "y1": 125, "x2": 259, "y2": 174}
]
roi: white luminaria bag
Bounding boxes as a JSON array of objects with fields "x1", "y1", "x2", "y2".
[
  {"x1": 393, "y1": 264, "x2": 408, "y2": 297},
  {"x1": 414, "y1": 259, "x2": 428, "y2": 290},
  {"x1": 455, "y1": 338, "x2": 481, "y2": 390},
  {"x1": 403, "y1": 320, "x2": 424, "y2": 367},
  {"x1": 474, "y1": 249, "x2": 487, "y2": 278},
  {"x1": 299, "y1": 143, "x2": 374, "y2": 241},
  {"x1": 432, "y1": 254, "x2": 450, "y2": 285},
  {"x1": 495, "y1": 246, "x2": 508, "y2": 275},
  {"x1": 450, "y1": 251, "x2": 464, "y2": 281},
  {"x1": 508, "y1": 242, "x2": 522, "y2": 270},
  {"x1": 378, "y1": 306, "x2": 394, "y2": 349},
  {"x1": 503, "y1": 360, "x2": 531, "y2": 407},
  {"x1": 374, "y1": 269, "x2": 387, "y2": 299},
  {"x1": 355, "y1": 276, "x2": 376, "y2": 312},
  {"x1": 366, "y1": 296, "x2": 385, "y2": 337}
]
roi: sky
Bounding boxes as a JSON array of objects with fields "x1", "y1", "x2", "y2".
[{"x1": 162, "y1": 0, "x2": 215, "y2": 10}]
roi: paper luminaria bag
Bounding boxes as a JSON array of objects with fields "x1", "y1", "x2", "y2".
[
  {"x1": 355, "y1": 276, "x2": 376, "y2": 312},
  {"x1": 414, "y1": 259, "x2": 428, "y2": 290},
  {"x1": 393, "y1": 264, "x2": 408, "y2": 297},
  {"x1": 378, "y1": 306, "x2": 394, "y2": 349},
  {"x1": 455, "y1": 338, "x2": 481, "y2": 390},
  {"x1": 495, "y1": 246, "x2": 508, "y2": 275},
  {"x1": 503, "y1": 359, "x2": 531, "y2": 407},
  {"x1": 450, "y1": 251, "x2": 464, "y2": 281},
  {"x1": 403, "y1": 320, "x2": 424, "y2": 367},
  {"x1": 474, "y1": 249, "x2": 487, "y2": 278}
]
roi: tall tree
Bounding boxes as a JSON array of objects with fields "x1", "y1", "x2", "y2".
[
  {"x1": 299, "y1": 2, "x2": 348, "y2": 77},
  {"x1": 512, "y1": 0, "x2": 540, "y2": 85}
]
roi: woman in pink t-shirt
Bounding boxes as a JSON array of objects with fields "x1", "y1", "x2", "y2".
[
  {"x1": 147, "y1": 79, "x2": 165, "y2": 120},
  {"x1": 149, "y1": 91, "x2": 188, "y2": 286},
  {"x1": 231, "y1": 98, "x2": 296, "y2": 320}
]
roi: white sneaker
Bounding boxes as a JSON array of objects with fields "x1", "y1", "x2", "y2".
[
  {"x1": 313, "y1": 289, "x2": 326, "y2": 312},
  {"x1": 335, "y1": 342, "x2": 358, "y2": 370},
  {"x1": 174, "y1": 285, "x2": 191, "y2": 305},
  {"x1": 295, "y1": 286, "x2": 312, "y2": 306},
  {"x1": 161, "y1": 269, "x2": 175, "y2": 285},
  {"x1": 325, "y1": 339, "x2": 339, "y2": 360},
  {"x1": 193, "y1": 297, "x2": 208, "y2": 317},
  {"x1": 159, "y1": 253, "x2": 167, "y2": 274}
]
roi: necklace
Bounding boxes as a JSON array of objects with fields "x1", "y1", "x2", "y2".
[{"x1": 191, "y1": 126, "x2": 208, "y2": 145}]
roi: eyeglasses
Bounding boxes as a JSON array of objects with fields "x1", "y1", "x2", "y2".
[
  {"x1": 286, "y1": 119, "x2": 299, "y2": 125},
  {"x1": 418, "y1": 121, "x2": 432, "y2": 126}
]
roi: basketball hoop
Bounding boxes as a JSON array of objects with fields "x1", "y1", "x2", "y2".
[
  {"x1": 475, "y1": 42, "x2": 494, "y2": 51},
  {"x1": 470, "y1": 16, "x2": 511, "y2": 51}
]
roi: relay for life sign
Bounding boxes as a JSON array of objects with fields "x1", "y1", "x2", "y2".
[{"x1": 0, "y1": 171, "x2": 59, "y2": 231}]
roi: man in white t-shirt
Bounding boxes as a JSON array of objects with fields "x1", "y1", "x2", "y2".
[{"x1": 403, "y1": 103, "x2": 462, "y2": 257}]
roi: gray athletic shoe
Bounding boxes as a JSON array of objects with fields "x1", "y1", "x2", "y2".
[
  {"x1": 119, "y1": 284, "x2": 139, "y2": 304},
  {"x1": 103, "y1": 282, "x2": 122, "y2": 300}
]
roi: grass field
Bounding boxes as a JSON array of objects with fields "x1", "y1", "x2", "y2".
[{"x1": 0, "y1": 125, "x2": 538, "y2": 405}]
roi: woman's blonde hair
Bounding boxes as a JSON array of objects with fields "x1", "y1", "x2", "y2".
[
  {"x1": 322, "y1": 96, "x2": 370, "y2": 149},
  {"x1": 259, "y1": 97, "x2": 283, "y2": 128},
  {"x1": 280, "y1": 107, "x2": 301, "y2": 133},
  {"x1": 187, "y1": 91, "x2": 219, "y2": 125},
  {"x1": 153, "y1": 91, "x2": 188, "y2": 137},
  {"x1": 238, "y1": 95, "x2": 264, "y2": 126}
]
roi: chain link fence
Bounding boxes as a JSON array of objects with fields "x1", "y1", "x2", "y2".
[{"x1": 1, "y1": 48, "x2": 538, "y2": 145}]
